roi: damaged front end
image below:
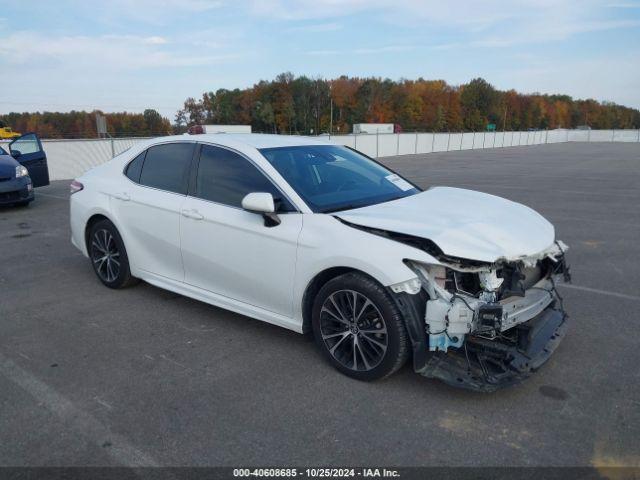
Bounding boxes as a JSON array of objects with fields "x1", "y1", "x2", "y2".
[{"x1": 396, "y1": 242, "x2": 571, "y2": 392}]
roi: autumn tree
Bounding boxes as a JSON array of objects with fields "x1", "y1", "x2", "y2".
[
  {"x1": 460, "y1": 78, "x2": 499, "y2": 130},
  {"x1": 3, "y1": 74, "x2": 638, "y2": 138}
]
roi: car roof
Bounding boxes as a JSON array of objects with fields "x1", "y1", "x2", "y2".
[{"x1": 147, "y1": 133, "x2": 334, "y2": 150}]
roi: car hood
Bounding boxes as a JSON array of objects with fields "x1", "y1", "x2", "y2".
[
  {"x1": 335, "y1": 187, "x2": 556, "y2": 263},
  {"x1": 0, "y1": 153, "x2": 18, "y2": 178}
]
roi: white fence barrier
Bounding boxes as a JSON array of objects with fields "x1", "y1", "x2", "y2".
[
  {"x1": 329, "y1": 129, "x2": 578, "y2": 158},
  {"x1": 334, "y1": 128, "x2": 638, "y2": 156},
  {"x1": 38, "y1": 137, "x2": 152, "y2": 181},
  {"x1": 3, "y1": 129, "x2": 638, "y2": 181}
]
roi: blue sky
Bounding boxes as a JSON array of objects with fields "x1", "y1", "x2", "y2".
[{"x1": 1, "y1": 0, "x2": 639, "y2": 119}]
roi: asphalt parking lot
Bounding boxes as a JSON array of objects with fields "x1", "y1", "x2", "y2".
[{"x1": 1, "y1": 142, "x2": 639, "y2": 467}]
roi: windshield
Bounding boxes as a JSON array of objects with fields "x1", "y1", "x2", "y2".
[
  {"x1": 0, "y1": 145, "x2": 7, "y2": 155},
  {"x1": 260, "y1": 145, "x2": 420, "y2": 213}
]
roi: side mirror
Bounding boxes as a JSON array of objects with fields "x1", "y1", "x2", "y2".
[
  {"x1": 10, "y1": 150, "x2": 21, "y2": 158},
  {"x1": 241, "y1": 192, "x2": 281, "y2": 227}
]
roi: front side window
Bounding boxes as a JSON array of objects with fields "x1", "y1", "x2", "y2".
[
  {"x1": 138, "y1": 143, "x2": 194, "y2": 195},
  {"x1": 194, "y1": 144, "x2": 294, "y2": 211},
  {"x1": 259, "y1": 145, "x2": 420, "y2": 213},
  {"x1": 10, "y1": 133, "x2": 41, "y2": 156}
]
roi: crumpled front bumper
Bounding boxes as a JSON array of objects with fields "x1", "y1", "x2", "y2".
[{"x1": 418, "y1": 305, "x2": 568, "y2": 392}]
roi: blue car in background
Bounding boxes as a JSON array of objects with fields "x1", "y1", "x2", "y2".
[{"x1": 0, "y1": 133, "x2": 49, "y2": 207}]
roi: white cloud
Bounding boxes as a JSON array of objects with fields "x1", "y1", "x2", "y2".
[
  {"x1": 248, "y1": 0, "x2": 376, "y2": 20},
  {"x1": 143, "y1": 36, "x2": 168, "y2": 45},
  {"x1": 249, "y1": 0, "x2": 639, "y2": 46},
  {"x1": 177, "y1": 27, "x2": 245, "y2": 49},
  {"x1": 2, "y1": 0, "x2": 638, "y2": 116},
  {"x1": 307, "y1": 44, "x2": 416, "y2": 56},
  {"x1": 287, "y1": 22, "x2": 342, "y2": 32},
  {"x1": 478, "y1": 18, "x2": 640, "y2": 47},
  {"x1": 0, "y1": 31, "x2": 238, "y2": 69},
  {"x1": 109, "y1": 0, "x2": 224, "y2": 14},
  {"x1": 71, "y1": 0, "x2": 224, "y2": 26},
  {"x1": 607, "y1": 1, "x2": 640, "y2": 7},
  {"x1": 426, "y1": 18, "x2": 640, "y2": 51},
  {"x1": 353, "y1": 45, "x2": 415, "y2": 54},
  {"x1": 499, "y1": 53, "x2": 640, "y2": 108},
  {"x1": 248, "y1": 0, "x2": 534, "y2": 27}
]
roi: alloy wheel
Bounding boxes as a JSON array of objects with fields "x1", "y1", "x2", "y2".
[
  {"x1": 91, "y1": 229, "x2": 120, "y2": 283},
  {"x1": 319, "y1": 290, "x2": 388, "y2": 372}
]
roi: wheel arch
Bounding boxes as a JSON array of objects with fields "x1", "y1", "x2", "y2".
[
  {"x1": 301, "y1": 266, "x2": 382, "y2": 334},
  {"x1": 301, "y1": 265, "x2": 430, "y2": 373},
  {"x1": 84, "y1": 213, "x2": 114, "y2": 253}
]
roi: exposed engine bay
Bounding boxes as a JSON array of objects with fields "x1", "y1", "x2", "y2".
[
  {"x1": 408, "y1": 242, "x2": 570, "y2": 391},
  {"x1": 405, "y1": 240, "x2": 570, "y2": 353},
  {"x1": 406, "y1": 245, "x2": 570, "y2": 391},
  {"x1": 341, "y1": 218, "x2": 571, "y2": 392}
]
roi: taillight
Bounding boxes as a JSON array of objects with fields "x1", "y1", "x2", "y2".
[{"x1": 70, "y1": 180, "x2": 84, "y2": 194}]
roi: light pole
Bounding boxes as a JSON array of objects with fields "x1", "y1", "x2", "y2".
[
  {"x1": 502, "y1": 106, "x2": 507, "y2": 132},
  {"x1": 330, "y1": 96, "x2": 333, "y2": 136}
]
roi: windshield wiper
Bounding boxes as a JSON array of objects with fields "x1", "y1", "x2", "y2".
[
  {"x1": 321, "y1": 194, "x2": 411, "y2": 214},
  {"x1": 321, "y1": 204, "x2": 368, "y2": 213}
]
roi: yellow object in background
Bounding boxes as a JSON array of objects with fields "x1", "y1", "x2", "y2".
[{"x1": 0, "y1": 127, "x2": 20, "y2": 139}]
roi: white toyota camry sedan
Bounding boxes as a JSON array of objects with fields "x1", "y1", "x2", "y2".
[{"x1": 70, "y1": 134, "x2": 571, "y2": 391}]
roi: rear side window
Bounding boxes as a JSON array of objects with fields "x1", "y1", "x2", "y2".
[
  {"x1": 195, "y1": 144, "x2": 294, "y2": 211},
  {"x1": 125, "y1": 151, "x2": 146, "y2": 182},
  {"x1": 139, "y1": 143, "x2": 194, "y2": 195}
]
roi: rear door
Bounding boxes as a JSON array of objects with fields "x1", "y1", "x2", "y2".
[
  {"x1": 9, "y1": 133, "x2": 50, "y2": 187},
  {"x1": 111, "y1": 142, "x2": 196, "y2": 281}
]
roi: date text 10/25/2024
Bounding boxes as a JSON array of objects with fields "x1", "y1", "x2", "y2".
[{"x1": 233, "y1": 468, "x2": 400, "y2": 478}]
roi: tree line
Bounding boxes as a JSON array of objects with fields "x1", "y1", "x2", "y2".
[
  {"x1": 2, "y1": 75, "x2": 638, "y2": 138},
  {"x1": 177, "y1": 74, "x2": 640, "y2": 134},
  {"x1": 0, "y1": 109, "x2": 172, "y2": 139}
]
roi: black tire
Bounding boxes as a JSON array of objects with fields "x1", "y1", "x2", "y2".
[
  {"x1": 14, "y1": 200, "x2": 31, "y2": 207},
  {"x1": 311, "y1": 272, "x2": 409, "y2": 381},
  {"x1": 88, "y1": 219, "x2": 139, "y2": 289}
]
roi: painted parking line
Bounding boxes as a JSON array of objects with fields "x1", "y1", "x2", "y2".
[
  {"x1": 36, "y1": 192, "x2": 69, "y2": 200},
  {"x1": 0, "y1": 352, "x2": 160, "y2": 467},
  {"x1": 558, "y1": 284, "x2": 640, "y2": 302},
  {"x1": 447, "y1": 182, "x2": 640, "y2": 199}
]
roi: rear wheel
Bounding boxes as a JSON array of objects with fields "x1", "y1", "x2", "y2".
[
  {"x1": 88, "y1": 219, "x2": 138, "y2": 289},
  {"x1": 311, "y1": 272, "x2": 409, "y2": 381}
]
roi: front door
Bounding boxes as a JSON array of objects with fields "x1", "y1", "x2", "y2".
[
  {"x1": 180, "y1": 144, "x2": 302, "y2": 317},
  {"x1": 9, "y1": 133, "x2": 49, "y2": 187}
]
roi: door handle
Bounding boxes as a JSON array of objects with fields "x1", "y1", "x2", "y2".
[
  {"x1": 181, "y1": 209, "x2": 204, "y2": 220},
  {"x1": 112, "y1": 192, "x2": 130, "y2": 201}
]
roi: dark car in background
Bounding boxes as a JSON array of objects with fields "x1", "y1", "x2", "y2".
[{"x1": 0, "y1": 133, "x2": 49, "y2": 207}]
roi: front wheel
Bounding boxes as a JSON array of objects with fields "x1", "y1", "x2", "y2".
[
  {"x1": 311, "y1": 272, "x2": 409, "y2": 381},
  {"x1": 88, "y1": 219, "x2": 138, "y2": 289}
]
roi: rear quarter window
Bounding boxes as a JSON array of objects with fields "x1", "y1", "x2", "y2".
[{"x1": 125, "y1": 151, "x2": 146, "y2": 183}]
